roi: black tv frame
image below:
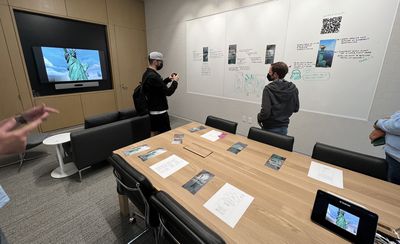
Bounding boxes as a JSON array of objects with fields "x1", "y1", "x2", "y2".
[{"x1": 14, "y1": 10, "x2": 113, "y2": 96}]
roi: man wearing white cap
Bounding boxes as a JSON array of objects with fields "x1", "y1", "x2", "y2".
[{"x1": 142, "y1": 51, "x2": 179, "y2": 135}]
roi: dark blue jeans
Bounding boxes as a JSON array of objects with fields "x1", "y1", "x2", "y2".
[
  {"x1": 263, "y1": 127, "x2": 288, "y2": 135},
  {"x1": 386, "y1": 153, "x2": 400, "y2": 185}
]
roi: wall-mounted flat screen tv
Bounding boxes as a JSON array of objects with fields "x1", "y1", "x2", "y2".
[{"x1": 33, "y1": 46, "x2": 108, "y2": 89}]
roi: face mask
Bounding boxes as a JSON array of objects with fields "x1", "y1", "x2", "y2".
[
  {"x1": 267, "y1": 73, "x2": 273, "y2": 81},
  {"x1": 156, "y1": 61, "x2": 163, "y2": 70}
]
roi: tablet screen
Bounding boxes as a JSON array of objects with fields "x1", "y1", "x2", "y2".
[
  {"x1": 325, "y1": 203, "x2": 360, "y2": 235},
  {"x1": 311, "y1": 190, "x2": 378, "y2": 244}
]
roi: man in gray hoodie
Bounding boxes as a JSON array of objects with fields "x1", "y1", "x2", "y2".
[{"x1": 257, "y1": 62, "x2": 299, "y2": 135}]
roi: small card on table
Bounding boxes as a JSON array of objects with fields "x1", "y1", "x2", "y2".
[
  {"x1": 172, "y1": 134, "x2": 184, "y2": 144},
  {"x1": 227, "y1": 142, "x2": 247, "y2": 154},
  {"x1": 138, "y1": 148, "x2": 166, "y2": 161},
  {"x1": 182, "y1": 170, "x2": 214, "y2": 194},
  {"x1": 188, "y1": 125, "x2": 206, "y2": 133},
  {"x1": 265, "y1": 154, "x2": 286, "y2": 170},
  {"x1": 123, "y1": 144, "x2": 150, "y2": 156}
]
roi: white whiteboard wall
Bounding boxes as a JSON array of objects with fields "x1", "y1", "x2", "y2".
[{"x1": 186, "y1": 0, "x2": 399, "y2": 119}]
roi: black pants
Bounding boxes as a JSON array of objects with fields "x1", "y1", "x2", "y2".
[{"x1": 150, "y1": 112, "x2": 171, "y2": 133}]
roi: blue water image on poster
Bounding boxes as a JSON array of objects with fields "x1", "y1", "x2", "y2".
[
  {"x1": 325, "y1": 204, "x2": 360, "y2": 235},
  {"x1": 41, "y1": 47, "x2": 103, "y2": 82},
  {"x1": 315, "y1": 39, "x2": 336, "y2": 68}
]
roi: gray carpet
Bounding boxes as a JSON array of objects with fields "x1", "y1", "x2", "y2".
[{"x1": 0, "y1": 116, "x2": 190, "y2": 244}]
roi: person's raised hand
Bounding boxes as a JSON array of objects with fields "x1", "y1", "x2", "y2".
[
  {"x1": 0, "y1": 117, "x2": 43, "y2": 154},
  {"x1": 21, "y1": 104, "x2": 59, "y2": 122},
  {"x1": 171, "y1": 73, "x2": 180, "y2": 82}
]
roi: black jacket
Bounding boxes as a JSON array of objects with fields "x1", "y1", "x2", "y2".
[
  {"x1": 257, "y1": 79, "x2": 299, "y2": 129},
  {"x1": 142, "y1": 68, "x2": 178, "y2": 111}
]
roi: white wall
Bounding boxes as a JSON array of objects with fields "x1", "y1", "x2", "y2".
[{"x1": 145, "y1": 0, "x2": 400, "y2": 157}]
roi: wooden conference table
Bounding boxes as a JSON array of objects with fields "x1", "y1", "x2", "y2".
[{"x1": 115, "y1": 122, "x2": 400, "y2": 243}]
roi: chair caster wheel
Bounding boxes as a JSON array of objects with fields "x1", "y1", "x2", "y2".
[{"x1": 129, "y1": 217, "x2": 136, "y2": 224}]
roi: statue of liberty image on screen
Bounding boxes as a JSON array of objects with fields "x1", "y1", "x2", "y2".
[
  {"x1": 41, "y1": 47, "x2": 103, "y2": 82},
  {"x1": 64, "y1": 48, "x2": 88, "y2": 80},
  {"x1": 325, "y1": 204, "x2": 360, "y2": 235}
]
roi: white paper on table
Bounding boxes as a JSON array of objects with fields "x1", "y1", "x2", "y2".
[
  {"x1": 150, "y1": 154, "x2": 189, "y2": 178},
  {"x1": 201, "y1": 130, "x2": 223, "y2": 142},
  {"x1": 203, "y1": 183, "x2": 254, "y2": 228},
  {"x1": 308, "y1": 161, "x2": 343, "y2": 189}
]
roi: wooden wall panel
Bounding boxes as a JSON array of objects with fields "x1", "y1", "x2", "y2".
[
  {"x1": 0, "y1": 0, "x2": 146, "y2": 130},
  {"x1": 80, "y1": 91, "x2": 117, "y2": 118},
  {"x1": 8, "y1": 0, "x2": 67, "y2": 16},
  {"x1": 0, "y1": 16, "x2": 23, "y2": 118},
  {"x1": 106, "y1": 0, "x2": 145, "y2": 30},
  {"x1": 107, "y1": 25, "x2": 124, "y2": 109},
  {"x1": 35, "y1": 95, "x2": 84, "y2": 132},
  {"x1": 0, "y1": 6, "x2": 32, "y2": 110},
  {"x1": 114, "y1": 26, "x2": 147, "y2": 109},
  {"x1": 65, "y1": 0, "x2": 107, "y2": 23}
]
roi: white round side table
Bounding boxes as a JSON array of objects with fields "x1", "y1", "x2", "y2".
[{"x1": 43, "y1": 132, "x2": 78, "y2": 178}]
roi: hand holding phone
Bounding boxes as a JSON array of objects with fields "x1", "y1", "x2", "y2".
[{"x1": 171, "y1": 73, "x2": 179, "y2": 82}]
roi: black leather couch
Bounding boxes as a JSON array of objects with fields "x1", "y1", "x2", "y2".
[{"x1": 70, "y1": 109, "x2": 150, "y2": 180}]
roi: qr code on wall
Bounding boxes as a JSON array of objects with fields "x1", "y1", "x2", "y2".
[{"x1": 320, "y1": 16, "x2": 342, "y2": 34}]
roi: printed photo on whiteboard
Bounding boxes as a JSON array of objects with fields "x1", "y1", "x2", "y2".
[
  {"x1": 316, "y1": 39, "x2": 336, "y2": 68},
  {"x1": 290, "y1": 69, "x2": 302, "y2": 80},
  {"x1": 325, "y1": 204, "x2": 360, "y2": 235},
  {"x1": 265, "y1": 44, "x2": 276, "y2": 64},
  {"x1": 182, "y1": 170, "x2": 215, "y2": 194},
  {"x1": 203, "y1": 47, "x2": 208, "y2": 62},
  {"x1": 138, "y1": 148, "x2": 166, "y2": 161},
  {"x1": 228, "y1": 44, "x2": 237, "y2": 64}
]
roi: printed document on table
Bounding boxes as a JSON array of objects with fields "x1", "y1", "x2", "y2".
[
  {"x1": 201, "y1": 130, "x2": 224, "y2": 142},
  {"x1": 150, "y1": 154, "x2": 189, "y2": 178},
  {"x1": 203, "y1": 183, "x2": 254, "y2": 228},
  {"x1": 308, "y1": 161, "x2": 343, "y2": 189}
]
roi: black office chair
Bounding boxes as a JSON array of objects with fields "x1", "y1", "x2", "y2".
[
  {"x1": 108, "y1": 154, "x2": 159, "y2": 243},
  {"x1": 0, "y1": 133, "x2": 48, "y2": 172},
  {"x1": 205, "y1": 115, "x2": 238, "y2": 134},
  {"x1": 150, "y1": 191, "x2": 226, "y2": 244},
  {"x1": 247, "y1": 127, "x2": 294, "y2": 152},
  {"x1": 311, "y1": 142, "x2": 388, "y2": 181}
]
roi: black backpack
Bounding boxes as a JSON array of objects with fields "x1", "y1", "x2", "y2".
[{"x1": 133, "y1": 82, "x2": 148, "y2": 116}]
